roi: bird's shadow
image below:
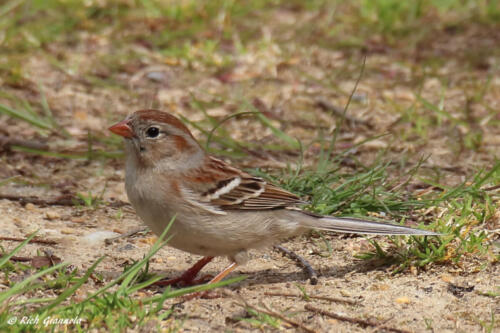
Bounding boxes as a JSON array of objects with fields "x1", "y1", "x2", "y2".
[{"x1": 127, "y1": 256, "x2": 395, "y2": 289}]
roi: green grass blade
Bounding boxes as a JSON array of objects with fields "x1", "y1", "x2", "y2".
[
  {"x1": 40, "y1": 256, "x2": 105, "y2": 312},
  {"x1": 76, "y1": 217, "x2": 175, "y2": 304},
  {"x1": 206, "y1": 111, "x2": 260, "y2": 150},
  {"x1": 148, "y1": 275, "x2": 246, "y2": 300},
  {"x1": 0, "y1": 231, "x2": 37, "y2": 269},
  {"x1": 0, "y1": 0, "x2": 25, "y2": 18},
  {"x1": 0, "y1": 103, "x2": 53, "y2": 130},
  {"x1": 0, "y1": 262, "x2": 67, "y2": 304},
  {"x1": 255, "y1": 111, "x2": 300, "y2": 149},
  {"x1": 126, "y1": 275, "x2": 166, "y2": 294}
]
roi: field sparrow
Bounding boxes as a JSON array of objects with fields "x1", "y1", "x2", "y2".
[{"x1": 109, "y1": 110, "x2": 438, "y2": 287}]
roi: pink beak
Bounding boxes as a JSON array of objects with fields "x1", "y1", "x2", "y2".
[{"x1": 109, "y1": 119, "x2": 134, "y2": 138}]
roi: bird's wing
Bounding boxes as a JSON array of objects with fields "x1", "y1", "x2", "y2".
[
  {"x1": 181, "y1": 157, "x2": 306, "y2": 213},
  {"x1": 179, "y1": 157, "x2": 440, "y2": 237}
]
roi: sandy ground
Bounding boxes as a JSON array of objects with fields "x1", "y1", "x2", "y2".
[{"x1": 0, "y1": 165, "x2": 498, "y2": 332}]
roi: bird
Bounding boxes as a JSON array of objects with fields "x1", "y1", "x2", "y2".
[{"x1": 109, "y1": 109, "x2": 438, "y2": 288}]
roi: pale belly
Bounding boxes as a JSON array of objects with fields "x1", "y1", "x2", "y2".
[
  {"x1": 131, "y1": 199, "x2": 302, "y2": 259},
  {"x1": 125, "y1": 174, "x2": 304, "y2": 261}
]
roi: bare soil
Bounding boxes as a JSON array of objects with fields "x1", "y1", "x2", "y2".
[{"x1": 1, "y1": 192, "x2": 498, "y2": 332}]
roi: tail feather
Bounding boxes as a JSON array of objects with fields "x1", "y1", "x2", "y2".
[{"x1": 311, "y1": 216, "x2": 439, "y2": 236}]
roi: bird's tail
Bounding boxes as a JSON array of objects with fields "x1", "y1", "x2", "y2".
[{"x1": 306, "y1": 215, "x2": 439, "y2": 236}]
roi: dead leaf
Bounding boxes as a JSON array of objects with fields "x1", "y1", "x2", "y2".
[{"x1": 31, "y1": 255, "x2": 62, "y2": 269}]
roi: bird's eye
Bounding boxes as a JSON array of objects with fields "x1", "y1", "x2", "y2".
[{"x1": 145, "y1": 126, "x2": 160, "y2": 138}]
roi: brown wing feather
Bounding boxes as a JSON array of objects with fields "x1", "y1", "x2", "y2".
[
  {"x1": 219, "y1": 181, "x2": 305, "y2": 210},
  {"x1": 184, "y1": 156, "x2": 306, "y2": 211}
]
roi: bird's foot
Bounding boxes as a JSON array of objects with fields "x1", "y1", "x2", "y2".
[{"x1": 152, "y1": 256, "x2": 214, "y2": 287}]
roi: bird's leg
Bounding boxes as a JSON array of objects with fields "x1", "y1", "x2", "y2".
[
  {"x1": 183, "y1": 262, "x2": 238, "y2": 300},
  {"x1": 154, "y1": 256, "x2": 214, "y2": 287},
  {"x1": 207, "y1": 262, "x2": 238, "y2": 284}
]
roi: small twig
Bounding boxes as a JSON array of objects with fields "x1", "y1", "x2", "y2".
[
  {"x1": 9, "y1": 256, "x2": 32, "y2": 262},
  {"x1": 304, "y1": 304, "x2": 412, "y2": 333},
  {"x1": 315, "y1": 97, "x2": 373, "y2": 129},
  {"x1": 234, "y1": 301, "x2": 317, "y2": 333},
  {"x1": 264, "y1": 292, "x2": 360, "y2": 306},
  {"x1": 10, "y1": 254, "x2": 62, "y2": 268},
  {"x1": 0, "y1": 193, "x2": 130, "y2": 208},
  {"x1": 483, "y1": 184, "x2": 500, "y2": 192},
  {"x1": 0, "y1": 236, "x2": 57, "y2": 245},
  {"x1": 105, "y1": 227, "x2": 149, "y2": 245},
  {"x1": 0, "y1": 135, "x2": 49, "y2": 151},
  {"x1": 0, "y1": 193, "x2": 79, "y2": 206},
  {"x1": 262, "y1": 302, "x2": 318, "y2": 333},
  {"x1": 274, "y1": 245, "x2": 318, "y2": 285}
]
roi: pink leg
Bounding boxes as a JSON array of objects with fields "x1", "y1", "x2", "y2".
[
  {"x1": 183, "y1": 262, "x2": 239, "y2": 300},
  {"x1": 154, "y1": 256, "x2": 214, "y2": 287},
  {"x1": 206, "y1": 262, "x2": 238, "y2": 284}
]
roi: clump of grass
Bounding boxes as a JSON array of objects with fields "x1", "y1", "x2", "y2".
[
  {"x1": 1, "y1": 0, "x2": 270, "y2": 55},
  {"x1": 333, "y1": 0, "x2": 499, "y2": 43},
  {"x1": 75, "y1": 190, "x2": 104, "y2": 209},
  {"x1": 0, "y1": 220, "x2": 245, "y2": 332},
  {"x1": 0, "y1": 101, "x2": 55, "y2": 136},
  {"x1": 252, "y1": 130, "x2": 499, "y2": 271}
]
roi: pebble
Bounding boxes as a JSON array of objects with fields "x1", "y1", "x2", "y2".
[
  {"x1": 61, "y1": 228, "x2": 76, "y2": 235},
  {"x1": 118, "y1": 243, "x2": 136, "y2": 252},
  {"x1": 340, "y1": 290, "x2": 352, "y2": 297},
  {"x1": 441, "y1": 274, "x2": 453, "y2": 283},
  {"x1": 82, "y1": 231, "x2": 121, "y2": 244},
  {"x1": 395, "y1": 296, "x2": 411, "y2": 304},
  {"x1": 25, "y1": 203, "x2": 36, "y2": 211},
  {"x1": 352, "y1": 92, "x2": 367, "y2": 103},
  {"x1": 13, "y1": 217, "x2": 26, "y2": 228},
  {"x1": 360, "y1": 139, "x2": 388, "y2": 149},
  {"x1": 164, "y1": 57, "x2": 179, "y2": 66},
  {"x1": 146, "y1": 71, "x2": 166, "y2": 82},
  {"x1": 139, "y1": 237, "x2": 157, "y2": 245},
  {"x1": 45, "y1": 211, "x2": 60, "y2": 220},
  {"x1": 370, "y1": 283, "x2": 390, "y2": 291},
  {"x1": 136, "y1": 291, "x2": 148, "y2": 298}
]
